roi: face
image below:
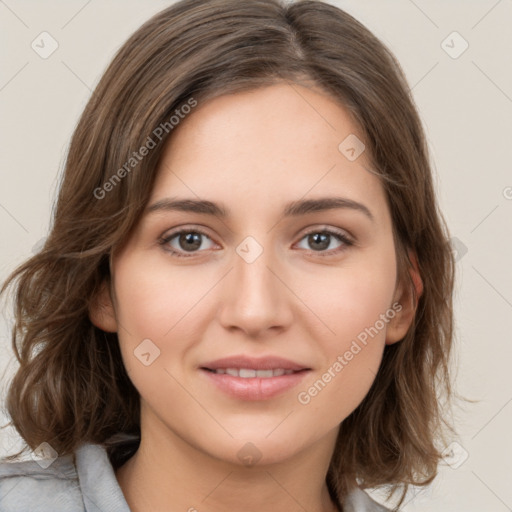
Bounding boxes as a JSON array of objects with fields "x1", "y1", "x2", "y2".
[{"x1": 93, "y1": 82, "x2": 414, "y2": 466}]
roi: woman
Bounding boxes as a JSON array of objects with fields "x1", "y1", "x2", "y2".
[{"x1": 0, "y1": 0, "x2": 455, "y2": 510}]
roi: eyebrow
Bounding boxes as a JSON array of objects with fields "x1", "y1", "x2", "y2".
[{"x1": 146, "y1": 196, "x2": 374, "y2": 221}]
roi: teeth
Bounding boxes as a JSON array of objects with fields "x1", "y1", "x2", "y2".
[
  {"x1": 239, "y1": 369, "x2": 257, "y2": 378},
  {"x1": 213, "y1": 368, "x2": 297, "y2": 378},
  {"x1": 255, "y1": 369, "x2": 273, "y2": 378}
]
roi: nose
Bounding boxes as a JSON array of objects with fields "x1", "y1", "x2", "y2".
[{"x1": 217, "y1": 243, "x2": 294, "y2": 338}]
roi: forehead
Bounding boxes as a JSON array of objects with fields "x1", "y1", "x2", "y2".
[
  {"x1": 150, "y1": 83, "x2": 388, "y2": 224},
  {"x1": 163, "y1": 82, "x2": 365, "y2": 165}
]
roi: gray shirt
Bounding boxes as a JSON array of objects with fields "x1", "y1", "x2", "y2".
[{"x1": 0, "y1": 443, "x2": 392, "y2": 511}]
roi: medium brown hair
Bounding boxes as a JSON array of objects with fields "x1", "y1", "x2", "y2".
[{"x1": 1, "y1": 0, "x2": 456, "y2": 507}]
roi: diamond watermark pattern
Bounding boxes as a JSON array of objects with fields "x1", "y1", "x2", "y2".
[
  {"x1": 450, "y1": 236, "x2": 468, "y2": 262},
  {"x1": 134, "y1": 338, "x2": 161, "y2": 366},
  {"x1": 31, "y1": 442, "x2": 58, "y2": 469},
  {"x1": 338, "y1": 134, "x2": 365, "y2": 162},
  {"x1": 441, "y1": 31, "x2": 469, "y2": 59},
  {"x1": 31, "y1": 236, "x2": 47, "y2": 254},
  {"x1": 31, "y1": 31, "x2": 59, "y2": 59},
  {"x1": 237, "y1": 442, "x2": 262, "y2": 467},
  {"x1": 236, "y1": 236, "x2": 263, "y2": 264},
  {"x1": 441, "y1": 441, "x2": 469, "y2": 469}
]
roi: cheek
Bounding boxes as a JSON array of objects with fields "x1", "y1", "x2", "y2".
[
  {"x1": 292, "y1": 252, "x2": 396, "y2": 416},
  {"x1": 294, "y1": 253, "x2": 397, "y2": 348},
  {"x1": 111, "y1": 251, "x2": 219, "y2": 389},
  {"x1": 294, "y1": 280, "x2": 394, "y2": 426},
  {"x1": 110, "y1": 257, "x2": 192, "y2": 408},
  {"x1": 113, "y1": 251, "x2": 212, "y2": 340}
]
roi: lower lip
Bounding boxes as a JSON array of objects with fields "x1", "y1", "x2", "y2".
[{"x1": 200, "y1": 369, "x2": 310, "y2": 400}]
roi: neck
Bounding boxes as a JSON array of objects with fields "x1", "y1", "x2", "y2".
[{"x1": 115, "y1": 411, "x2": 341, "y2": 512}]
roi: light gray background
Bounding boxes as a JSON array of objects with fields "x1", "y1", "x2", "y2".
[{"x1": 1, "y1": 1, "x2": 511, "y2": 510}]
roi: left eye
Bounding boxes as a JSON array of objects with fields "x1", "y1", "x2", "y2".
[{"x1": 295, "y1": 229, "x2": 351, "y2": 254}]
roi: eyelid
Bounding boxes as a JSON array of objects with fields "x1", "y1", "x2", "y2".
[
  {"x1": 297, "y1": 224, "x2": 353, "y2": 242},
  {"x1": 160, "y1": 224, "x2": 215, "y2": 241}
]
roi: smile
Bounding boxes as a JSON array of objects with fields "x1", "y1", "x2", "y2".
[{"x1": 204, "y1": 368, "x2": 298, "y2": 378}]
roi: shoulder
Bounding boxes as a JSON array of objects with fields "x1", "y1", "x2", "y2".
[
  {"x1": 0, "y1": 441, "x2": 133, "y2": 512},
  {"x1": 343, "y1": 486, "x2": 395, "y2": 512},
  {"x1": 0, "y1": 451, "x2": 84, "y2": 512}
]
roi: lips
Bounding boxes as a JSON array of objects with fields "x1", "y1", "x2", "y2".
[
  {"x1": 200, "y1": 355, "x2": 310, "y2": 372},
  {"x1": 199, "y1": 355, "x2": 311, "y2": 400}
]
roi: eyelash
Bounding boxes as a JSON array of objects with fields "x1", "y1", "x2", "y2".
[{"x1": 159, "y1": 226, "x2": 354, "y2": 259}]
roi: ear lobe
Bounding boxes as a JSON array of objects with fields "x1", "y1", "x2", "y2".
[
  {"x1": 385, "y1": 250, "x2": 423, "y2": 345},
  {"x1": 89, "y1": 279, "x2": 118, "y2": 333}
]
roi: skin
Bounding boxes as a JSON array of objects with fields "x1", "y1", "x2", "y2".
[{"x1": 90, "y1": 82, "x2": 419, "y2": 512}]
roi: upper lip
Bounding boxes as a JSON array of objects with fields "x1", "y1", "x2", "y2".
[{"x1": 200, "y1": 355, "x2": 311, "y2": 371}]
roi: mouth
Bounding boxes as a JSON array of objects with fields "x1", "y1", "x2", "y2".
[
  {"x1": 199, "y1": 355, "x2": 311, "y2": 400},
  {"x1": 201, "y1": 367, "x2": 303, "y2": 378}
]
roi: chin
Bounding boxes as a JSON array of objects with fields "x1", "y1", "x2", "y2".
[{"x1": 207, "y1": 430, "x2": 313, "y2": 468}]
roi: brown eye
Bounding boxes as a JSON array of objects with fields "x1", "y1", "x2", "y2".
[
  {"x1": 295, "y1": 229, "x2": 353, "y2": 256},
  {"x1": 160, "y1": 229, "x2": 216, "y2": 258},
  {"x1": 176, "y1": 232, "x2": 203, "y2": 252}
]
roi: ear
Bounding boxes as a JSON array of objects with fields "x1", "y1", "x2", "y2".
[
  {"x1": 89, "y1": 279, "x2": 118, "y2": 333},
  {"x1": 385, "y1": 250, "x2": 423, "y2": 345}
]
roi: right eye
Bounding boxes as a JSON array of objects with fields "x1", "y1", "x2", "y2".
[{"x1": 159, "y1": 228, "x2": 218, "y2": 258}]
